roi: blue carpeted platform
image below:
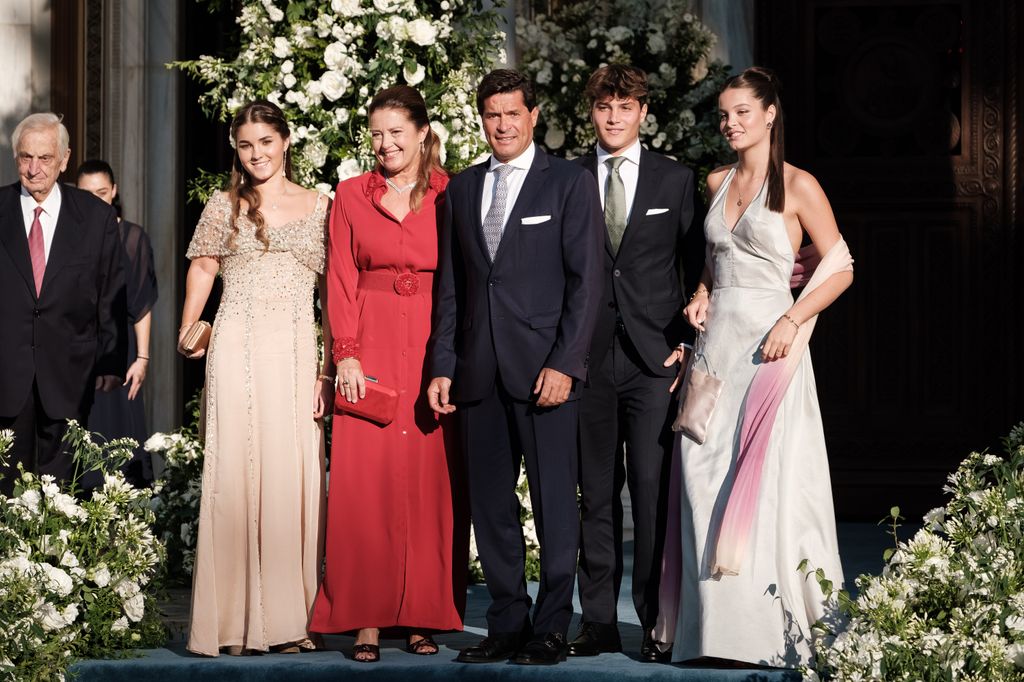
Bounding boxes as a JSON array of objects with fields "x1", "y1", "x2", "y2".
[{"x1": 71, "y1": 523, "x2": 890, "y2": 681}]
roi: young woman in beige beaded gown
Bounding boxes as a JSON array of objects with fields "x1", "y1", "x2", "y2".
[{"x1": 178, "y1": 101, "x2": 334, "y2": 656}]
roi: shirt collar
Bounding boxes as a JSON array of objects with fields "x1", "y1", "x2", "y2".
[
  {"x1": 596, "y1": 138, "x2": 642, "y2": 167},
  {"x1": 21, "y1": 182, "x2": 62, "y2": 217},
  {"x1": 489, "y1": 142, "x2": 536, "y2": 173}
]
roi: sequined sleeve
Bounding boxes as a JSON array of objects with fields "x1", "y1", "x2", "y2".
[
  {"x1": 185, "y1": 192, "x2": 235, "y2": 259},
  {"x1": 290, "y1": 193, "x2": 329, "y2": 275}
]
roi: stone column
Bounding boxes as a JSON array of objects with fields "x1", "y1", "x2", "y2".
[
  {"x1": 0, "y1": 0, "x2": 51, "y2": 180},
  {"x1": 103, "y1": 0, "x2": 182, "y2": 434}
]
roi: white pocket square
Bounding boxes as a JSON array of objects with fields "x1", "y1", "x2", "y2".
[
  {"x1": 645, "y1": 208, "x2": 670, "y2": 216},
  {"x1": 521, "y1": 215, "x2": 552, "y2": 225}
]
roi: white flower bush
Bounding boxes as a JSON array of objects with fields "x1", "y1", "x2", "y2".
[
  {"x1": 807, "y1": 421, "x2": 1024, "y2": 680},
  {"x1": 0, "y1": 424, "x2": 166, "y2": 681},
  {"x1": 147, "y1": 398, "x2": 205, "y2": 584},
  {"x1": 468, "y1": 464, "x2": 540, "y2": 584},
  {"x1": 516, "y1": 0, "x2": 732, "y2": 179},
  {"x1": 176, "y1": 0, "x2": 505, "y2": 200}
]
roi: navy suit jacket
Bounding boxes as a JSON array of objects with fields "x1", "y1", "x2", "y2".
[
  {"x1": 0, "y1": 182, "x2": 127, "y2": 418},
  {"x1": 576, "y1": 148, "x2": 702, "y2": 376},
  {"x1": 429, "y1": 146, "x2": 605, "y2": 403}
]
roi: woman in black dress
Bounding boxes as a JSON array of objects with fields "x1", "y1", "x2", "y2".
[{"x1": 76, "y1": 160, "x2": 158, "y2": 486}]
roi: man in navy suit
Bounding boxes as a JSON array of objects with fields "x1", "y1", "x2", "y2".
[
  {"x1": 427, "y1": 69, "x2": 604, "y2": 665},
  {"x1": 568, "y1": 65, "x2": 701, "y2": 661},
  {"x1": 0, "y1": 113, "x2": 126, "y2": 493}
]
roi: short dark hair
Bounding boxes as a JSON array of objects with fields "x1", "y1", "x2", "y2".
[
  {"x1": 584, "y1": 64, "x2": 649, "y2": 107},
  {"x1": 476, "y1": 69, "x2": 537, "y2": 114}
]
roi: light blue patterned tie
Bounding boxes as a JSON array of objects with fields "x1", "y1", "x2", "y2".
[{"x1": 483, "y1": 164, "x2": 514, "y2": 260}]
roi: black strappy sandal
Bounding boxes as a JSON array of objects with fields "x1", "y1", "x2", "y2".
[
  {"x1": 406, "y1": 636, "x2": 439, "y2": 655},
  {"x1": 352, "y1": 642, "x2": 381, "y2": 663}
]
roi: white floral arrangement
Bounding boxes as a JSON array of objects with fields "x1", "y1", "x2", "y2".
[
  {"x1": 516, "y1": 0, "x2": 732, "y2": 179},
  {"x1": 806, "y1": 422, "x2": 1024, "y2": 680},
  {"x1": 176, "y1": 0, "x2": 505, "y2": 201},
  {"x1": 0, "y1": 423, "x2": 166, "y2": 681},
  {"x1": 147, "y1": 396, "x2": 205, "y2": 584},
  {"x1": 468, "y1": 464, "x2": 540, "y2": 584}
]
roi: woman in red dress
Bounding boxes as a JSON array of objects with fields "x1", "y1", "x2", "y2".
[{"x1": 310, "y1": 85, "x2": 467, "y2": 662}]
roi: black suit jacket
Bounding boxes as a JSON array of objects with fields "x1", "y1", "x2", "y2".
[
  {"x1": 429, "y1": 146, "x2": 605, "y2": 403},
  {"x1": 0, "y1": 182, "x2": 127, "y2": 418},
  {"x1": 576, "y1": 148, "x2": 701, "y2": 377}
]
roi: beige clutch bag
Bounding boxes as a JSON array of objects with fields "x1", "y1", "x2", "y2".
[
  {"x1": 672, "y1": 339, "x2": 723, "y2": 444},
  {"x1": 180, "y1": 321, "x2": 212, "y2": 354}
]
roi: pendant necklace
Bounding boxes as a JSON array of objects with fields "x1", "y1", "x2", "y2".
[{"x1": 385, "y1": 177, "x2": 417, "y2": 194}]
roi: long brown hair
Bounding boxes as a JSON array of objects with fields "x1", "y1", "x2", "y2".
[
  {"x1": 368, "y1": 85, "x2": 445, "y2": 213},
  {"x1": 228, "y1": 100, "x2": 293, "y2": 250},
  {"x1": 722, "y1": 67, "x2": 785, "y2": 213}
]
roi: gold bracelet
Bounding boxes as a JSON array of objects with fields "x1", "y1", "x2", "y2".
[
  {"x1": 780, "y1": 313, "x2": 800, "y2": 329},
  {"x1": 689, "y1": 288, "x2": 709, "y2": 302}
]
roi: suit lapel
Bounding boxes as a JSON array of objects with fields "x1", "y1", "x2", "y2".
[
  {"x1": 466, "y1": 163, "x2": 490, "y2": 263},
  {"x1": 41, "y1": 185, "x2": 84, "y2": 298},
  {"x1": 493, "y1": 147, "x2": 549, "y2": 265},
  {"x1": 617, "y1": 147, "x2": 657, "y2": 257},
  {"x1": 584, "y1": 153, "x2": 617, "y2": 259},
  {"x1": 0, "y1": 183, "x2": 39, "y2": 298}
]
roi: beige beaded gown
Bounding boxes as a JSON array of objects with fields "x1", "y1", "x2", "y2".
[{"x1": 185, "y1": 191, "x2": 328, "y2": 656}]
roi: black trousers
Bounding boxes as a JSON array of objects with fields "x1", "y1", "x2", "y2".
[
  {"x1": 577, "y1": 332, "x2": 676, "y2": 629},
  {"x1": 0, "y1": 381, "x2": 78, "y2": 496},
  {"x1": 461, "y1": 375, "x2": 580, "y2": 637}
]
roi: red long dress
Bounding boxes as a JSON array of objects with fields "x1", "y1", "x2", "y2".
[{"x1": 310, "y1": 169, "x2": 466, "y2": 634}]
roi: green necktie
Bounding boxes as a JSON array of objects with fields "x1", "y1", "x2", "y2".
[{"x1": 604, "y1": 156, "x2": 627, "y2": 254}]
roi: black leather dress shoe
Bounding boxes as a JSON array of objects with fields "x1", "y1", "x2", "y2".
[
  {"x1": 640, "y1": 631, "x2": 672, "y2": 662},
  {"x1": 567, "y1": 622, "x2": 623, "y2": 656},
  {"x1": 512, "y1": 632, "x2": 568, "y2": 665},
  {"x1": 455, "y1": 633, "x2": 521, "y2": 663}
]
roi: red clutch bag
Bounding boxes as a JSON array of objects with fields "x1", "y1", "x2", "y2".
[{"x1": 334, "y1": 375, "x2": 399, "y2": 426}]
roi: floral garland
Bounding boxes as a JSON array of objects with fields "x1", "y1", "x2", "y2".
[
  {"x1": 806, "y1": 422, "x2": 1024, "y2": 680},
  {"x1": 0, "y1": 424, "x2": 166, "y2": 681},
  {"x1": 516, "y1": 0, "x2": 732, "y2": 180},
  {"x1": 176, "y1": 0, "x2": 505, "y2": 201}
]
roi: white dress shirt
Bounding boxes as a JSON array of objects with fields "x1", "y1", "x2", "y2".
[
  {"x1": 596, "y1": 138, "x2": 642, "y2": 223},
  {"x1": 480, "y1": 142, "x2": 537, "y2": 232},
  {"x1": 20, "y1": 184, "x2": 62, "y2": 262}
]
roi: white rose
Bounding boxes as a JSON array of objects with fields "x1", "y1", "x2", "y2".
[
  {"x1": 123, "y1": 592, "x2": 145, "y2": 622},
  {"x1": 91, "y1": 564, "x2": 111, "y2": 588},
  {"x1": 143, "y1": 433, "x2": 172, "y2": 452},
  {"x1": 320, "y1": 71, "x2": 349, "y2": 102},
  {"x1": 264, "y1": 3, "x2": 284, "y2": 22},
  {"x1": 272, "y1": 37, "x2": 291, "y2": 59},
  {"x1": 41, "y1": 564, "x2": 75, "y2": 597},
  {"x1": 314, "y1": 183, "x2": 334, "y2": 197},
  {"x1": 324, "y1": 41, "x2": 347, "y2": 71},
  {"x1": 331, "y1": 0, "x2": 361, "y2": 16},
  {"x1": 543, "y1": 125, "x2": 565, "y2": 150},
  {"x1": 388, "y1": 16, "x2": 408, "y2": 41},
  {"x1": 406, "y1": 18, "x2": 437, "y2": 46},
  {"x1": 403, "y1": 62, "x2": 426, "y2": 86},
  {"x1": 111, "y1": 616, "x2": 129, "y2": 633},
  {"x1": 41, "y1": 477, "x2": 60, "y2": 497},
  {"x1": 59, "y1": 551, "x2": 79, "y2": 569},
  {"x1": 282, "y1": 73, "x2": 297, "y2": 89},
  {"x1": 14, "y1": 489, "x2": 41, "y2": 515},
  {"x1": 337, "y1": 159, "x2": 362, "y2": 181},
  {"x1": 372, "y1": 0, "x2": 393, "y2": 11},
  {"x1": 35, "y1": 602, "x2": 67, "y2": 632},
  {"x1": 280, "y1": 59, "x2": 294, "y2": 74},
  {"x1": 304, "y1": 141, "x2": 329, "y2": 169},
  {"x1": 114, "y1": 578, "x2": 140, "y2": 599},
  {"x1": 334, "y1": 107, "x2": 350, "y2": 125}
]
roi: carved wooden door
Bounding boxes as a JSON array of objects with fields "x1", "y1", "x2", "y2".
[{"x1": 757, "y1": 0, "x2": 1023, "y2": 519}]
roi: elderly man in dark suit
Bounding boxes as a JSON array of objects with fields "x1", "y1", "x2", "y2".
[
  {"x1": 568, "y1": 64, "x2": 702, "y2": 662},
  {"x1": 427, "y1": 69, "x2": 604, "y2": 665},
  {"x1": 0, "y1": 113, "x2": 126, "y2": 493}
]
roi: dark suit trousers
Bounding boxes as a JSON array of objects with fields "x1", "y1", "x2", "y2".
[
  {"x1": 462, "y1": 375, "x2": 580, "y2": 637},
  {"x1": 0, "y1": 381, "x2": 77, "y2": 496},
  {"x1": 578, "y1": 331, "x2": 675, "y2": 629}
]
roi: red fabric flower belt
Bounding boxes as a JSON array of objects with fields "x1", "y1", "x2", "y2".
[{"x1": 357, "y1": 270, "x2": 433, "y2": 297}]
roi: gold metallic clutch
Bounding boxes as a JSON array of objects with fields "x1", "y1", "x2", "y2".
[{"x1": 180, "y1": 321, "x2": 212, "y2": 354}]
